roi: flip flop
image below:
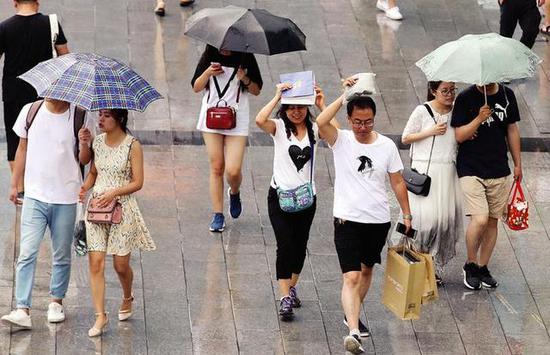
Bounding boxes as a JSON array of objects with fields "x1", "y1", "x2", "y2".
[{"x1": 541, "y1": 25, "x2": 550, "y2": 35}]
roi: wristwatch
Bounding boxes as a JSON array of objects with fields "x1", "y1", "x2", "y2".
[{"x1": 403, "y1": 214, "x2": 413, "y2": 220}]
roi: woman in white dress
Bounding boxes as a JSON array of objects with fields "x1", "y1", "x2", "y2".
[
  {"x1": 191, "y1": 45, "x2": 262, "y2": 232},
  {"x1": 401, "y1": 81, "x2": 463, "y2": 284}
]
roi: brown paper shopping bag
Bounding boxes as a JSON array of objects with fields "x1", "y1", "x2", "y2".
[
  {"x1": 382, "y1": 245, "x2": 426, "y2": 320},
  {"x1": 416, "y1": 252, "x2": 439, "y2": 304}
]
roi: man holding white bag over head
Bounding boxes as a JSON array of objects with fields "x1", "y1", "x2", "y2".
[{"x1": 317, "y1": 75, "x2": 411, "y2": 354}]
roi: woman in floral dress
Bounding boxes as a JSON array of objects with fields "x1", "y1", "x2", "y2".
[{"x1": 80, "y1": 109, "x2": 155, "y2": 337}]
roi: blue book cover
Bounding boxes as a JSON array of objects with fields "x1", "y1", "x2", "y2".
[{"x1": 280, "y1": 71, "x2": 315, "y2": 98}]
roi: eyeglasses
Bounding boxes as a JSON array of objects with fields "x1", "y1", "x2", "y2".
[
  {"x1": 351, "y1": 120, "x2": 371, "y2": 127},
  {"x1": 437, "y1": 88, "x2": 457, "y2": 96}
]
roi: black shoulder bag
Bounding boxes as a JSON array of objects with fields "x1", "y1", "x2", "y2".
[{"x1": 402, "y1": 104, "x2": 437, "y2": 196}]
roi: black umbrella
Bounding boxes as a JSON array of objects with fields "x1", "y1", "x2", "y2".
[{"x1": 184, "y1": 6, "x2": 306, "y2": 55}]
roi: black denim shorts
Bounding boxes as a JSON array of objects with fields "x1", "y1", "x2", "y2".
[{"x1": 333, "y1": 218, "x2": 391, "y2": 273}]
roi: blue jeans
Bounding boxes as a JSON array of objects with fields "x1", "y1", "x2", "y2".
[{"x1": 16, "y1": 197, "x2": 76, "y2": 309}]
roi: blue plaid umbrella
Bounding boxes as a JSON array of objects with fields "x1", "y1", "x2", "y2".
[{"x1": 19, "y1": 53, "x2": 163, "y2": 111}]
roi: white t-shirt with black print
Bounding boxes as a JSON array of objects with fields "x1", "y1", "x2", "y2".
[
  {"x1": 330, "y1": 129, "x2": 403, "y2": 224},
  {"x1": 270, "y1": 119, "x2": 319, "y2": 194}
]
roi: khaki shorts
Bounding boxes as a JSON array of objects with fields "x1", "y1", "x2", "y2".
[{"x1": 460, "y1": 176, "x2": 512, "y2": 219}]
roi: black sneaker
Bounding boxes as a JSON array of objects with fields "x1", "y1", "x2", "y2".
[
  {"x1": 435, "y1": 273, "x2": 443, "y2": 287},
  {"x1": 343, "y1": 316, "x2": 370, "y2": 337},
  {"x1": 289, "y1": 286, "x2": 301, "y2": 308},
  {"x1": 478, "y1": 265, "x2": 499, "y2": 288},
  {"x1": 344, "y1": 334, "x2": 364, "y2": 354},
  {"x1": 463, "y1": 262, "x2": 482, "y2": 290},
  {"x1": 279, "y1": 296, "x2": 294, "y2": 321}
]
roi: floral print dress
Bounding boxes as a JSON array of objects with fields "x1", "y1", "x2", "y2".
[{"x1": 86, "y1": 134, "x2": 156, "y2": 255}]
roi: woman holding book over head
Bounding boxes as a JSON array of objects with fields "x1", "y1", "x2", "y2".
[
  {"x1": 192, "y1": 45, "x2": 263, "y2": 232},
  {"x1": 400, "y1": 81, "x2": 463, "y2": 285},
  {"x1": 255, "y1": 79, "x2": 337, "y2": 320}
]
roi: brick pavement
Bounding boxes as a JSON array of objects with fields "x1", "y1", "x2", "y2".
[
  {"x1": 1, "y1": 0, "x2": 550, "y2": 354},
  {"x1": 2, "y1": 146, "x2": 550, "y2": 354}
]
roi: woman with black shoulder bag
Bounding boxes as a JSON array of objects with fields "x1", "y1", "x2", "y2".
[
  {"x1": 191, "y1": 45, "x2": 263, "y2": 232},
  {"x1": 400, "y1": 81, "x2": 463, "y2": 285}
]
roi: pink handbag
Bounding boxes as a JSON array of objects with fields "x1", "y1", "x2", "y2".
[{"x1": 87, "y1": 198, "x2": 123, "y2": 224}]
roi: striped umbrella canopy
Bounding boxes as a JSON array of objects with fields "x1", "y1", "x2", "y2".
[
  {"x1": 184, "y1": 6, "x2": 306, "y2": 55},
  {"x1": 19, "y1": 53, "x2": 163, "y2": 111}
]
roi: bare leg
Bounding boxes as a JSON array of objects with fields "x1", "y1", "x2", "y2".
[
  {"x1": 341, "y1": 271, "x2": 362, "y2": 331},
  {"x1": 88, "y1": 251, "x2": 107, "y2": 329},
  {"x1": 465, "y1": 215, "x2": 489, "y2": 263},
  {"x1": 479, "y1": 217, "x2": 498, "y2": 266},
  {"x1": 278, "y1": 279, "x2": 291, "y2": 298},
  {"x1": 544, "y1": 2, "x2": 550, "y2": 27},
  {"x1": 224, "y1": 135, "x2": 247, "y2": 194},
  {"x1": 113, "y1": 254, "x2": 133, "y2": 312},
  {"x1": 203, "y1": 133, "x2": 226, "y2": 213},
  {"x1": 290, "y1": 273, "x2": 300, "y2": 287},
  {"x1": 388, "y1": 0, "x2": 397, "y2": 8},
  {"x1": 358, "y1": 265, "x2": 373, "y2": 303}
]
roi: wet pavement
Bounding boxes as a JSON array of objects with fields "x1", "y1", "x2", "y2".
[
  {"x1": 1, "y1": 0, "x2": 550, "y2": 354},
  {"x1": 1, "y1": 0, "x2": 550, "y2": 147},
  {"x1": 2, "y1": 146, "x2": 550, "y2": 354}
]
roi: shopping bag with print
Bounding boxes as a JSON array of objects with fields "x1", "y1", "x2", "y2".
[
  {"x1": 416, "y1": 252, "x2": 439, "y2": 304},
  {"x1": 506, "y1": 180, "x2": 529, "y2": 231},
  {"x1": 382, "y1": 245, "x2": 426, "y2": 320},
  {"x1": 73, "y1": 202, "x2": 87, "y2": 256}
]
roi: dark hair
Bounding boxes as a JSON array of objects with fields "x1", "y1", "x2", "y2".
[
  {"x1": 426, "y1": 81, "x2": 443, "y2": 101},
  {"x1": 108, "y1": 109, "x2": 129, "y2": 133},
  {"x1": 346, "y1": 96, "x2": 376, "y2": 117},
  {"x1": 15, "y1": 0, "x2": 38, "y2": 3},
  {"x1": 276, "y1": 105, "x2": 316, "y2": 146}
]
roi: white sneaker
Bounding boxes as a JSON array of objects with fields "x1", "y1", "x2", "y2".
[
  {"x1": 47, "y1": 302, "x2": 65, "y2": 323},
  {"x1": 1, "y1": 309, "x2": 32, "y2": 329},
  {"x1": 385, "y1": 6, "x2": 403, "y2": 20},
  {"x1": 376, "y1": 0, "x2": 389, "y2": 11}
]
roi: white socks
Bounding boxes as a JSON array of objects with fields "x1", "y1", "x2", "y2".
[{"x1": 350, "y1": 328, "x2": 360, "y2": 337}]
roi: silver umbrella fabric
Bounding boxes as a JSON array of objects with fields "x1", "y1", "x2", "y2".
[
  {"x1": 184, "y1": 6, "x2": 306, "y2": 55},
  {"x1": 415, "y1": 33, "x2": 542, "y2": 85},
  {"x1": 19, "y1": 53, "x2": 163, "y2": 111}
]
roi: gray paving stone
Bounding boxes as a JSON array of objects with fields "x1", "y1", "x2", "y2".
[{"x1": 237, "y1": 329, "x2": 284, "y2": 355}]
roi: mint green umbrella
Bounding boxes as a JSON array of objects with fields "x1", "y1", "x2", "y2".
[{"x1": 416, "y1": 33, "x2": 541, "y2": 101}]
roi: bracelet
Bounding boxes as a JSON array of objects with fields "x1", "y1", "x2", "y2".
[{"x1": 403, "y1": 214, "x2": 413, "y2": 220}]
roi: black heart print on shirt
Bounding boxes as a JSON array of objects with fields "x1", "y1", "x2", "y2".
[{"x1": 288, "y1": 145, "x2": 312, "y2": 172}]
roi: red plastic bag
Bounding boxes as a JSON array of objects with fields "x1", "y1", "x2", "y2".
[{"x1": 506, "y1": 180, "x2": 529, "y2": 231}]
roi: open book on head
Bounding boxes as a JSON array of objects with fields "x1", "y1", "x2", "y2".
[{"x1": 279, "y1": 71, "x2": 315, "y2": 105}]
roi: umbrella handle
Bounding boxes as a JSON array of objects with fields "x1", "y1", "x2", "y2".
[{"x1": 484, "y1": 85, "x2": 487, "y2": 106}]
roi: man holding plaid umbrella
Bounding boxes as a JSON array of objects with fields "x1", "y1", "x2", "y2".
[{"x1": 1, "y1": 98, "x2": 95, "y2": 329}]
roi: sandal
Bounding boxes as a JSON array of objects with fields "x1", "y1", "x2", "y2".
[
  {"x1": 88, "y1": 312, "x2": 109, "y2": 337},
  {"x1": 154, "y1": 1, "x2": 166, "y2": 16},
  {"x1": 118, "y1": 294, "x2": 134, "y2": 321},
  {"x1": 541, "y1": 25, "x2": 550, "y2": 35}
]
